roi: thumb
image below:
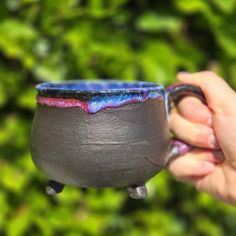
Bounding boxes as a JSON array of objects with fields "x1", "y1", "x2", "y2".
[{"x1": 177, "y1": 71, "x2": 236, "y2": 116}]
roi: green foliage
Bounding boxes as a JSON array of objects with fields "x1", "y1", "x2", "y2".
[{"x1": 0, "y1": 0, "x2": 236, "y2": 235}]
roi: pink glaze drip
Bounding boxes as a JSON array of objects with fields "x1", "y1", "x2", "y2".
[
  {"x1": 37, "y1": 90, "x2": 162, "y2": 113},
  {"x1": 37, "y1": 96, "x2": 89, "y2": 112}
]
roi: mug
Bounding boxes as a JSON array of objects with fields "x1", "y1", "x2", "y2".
[{"x1": 30, "y1": 80, "x2": 205, "y2": 199}]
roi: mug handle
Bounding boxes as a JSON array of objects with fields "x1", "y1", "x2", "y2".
[{"x1": 165, "y1": 84, "x2": 206, "y2": 163}]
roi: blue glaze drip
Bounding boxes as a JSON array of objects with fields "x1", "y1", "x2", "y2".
[{"x1": 87, "y1": 91, "x2": 164, "y2": 113}]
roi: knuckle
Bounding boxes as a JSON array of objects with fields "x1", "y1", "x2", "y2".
[
  {"x1": 197, "y1": 71, "x2": 219, "y2": 88},
  {"x1": 201, "y1": 71, "x2": 218, "y2": 78}
]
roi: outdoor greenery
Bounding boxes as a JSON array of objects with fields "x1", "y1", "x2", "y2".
[{"x1": 1, "y1": 0, "x2": 236, "y2": 235}]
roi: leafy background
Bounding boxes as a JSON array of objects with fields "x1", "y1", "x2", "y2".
[{"x1": 1, "y1": 0, "x2": 236, "y2": 235}]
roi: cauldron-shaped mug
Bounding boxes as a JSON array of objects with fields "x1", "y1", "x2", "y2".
[{"x1": 30, "y1": 80, "x2": 205, "y2": 199}]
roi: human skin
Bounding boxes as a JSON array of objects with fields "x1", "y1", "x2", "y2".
[{"x1": 168, "y1": 71, "x2": 236, "y2": 205}]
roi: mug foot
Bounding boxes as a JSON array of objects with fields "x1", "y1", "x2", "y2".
[
  {"x1": 45, "y1": 181, "x2": 148, "y2": 199},
  {"x1": 46, "y1": 180, "x2": 65, "y2": 195},
  {"x1": 127, "y1": 184, "x2": 148, "y2": 199}
]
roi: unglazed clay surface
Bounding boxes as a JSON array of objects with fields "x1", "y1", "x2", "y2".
[{"x1": 31, "y1": 99, "x2": 170, "y2": 188}]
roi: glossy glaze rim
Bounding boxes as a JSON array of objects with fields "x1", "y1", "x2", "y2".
[{"x1": 36, "y1": 80, "x2": 164, "y2": 99}]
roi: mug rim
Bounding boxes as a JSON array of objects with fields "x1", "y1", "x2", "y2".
[
  {"x1": 36, "y1": 80, "x2": 164, "y2": 98},
  {"x1": 36, "y1": 80, "x2": 165, "y2": 112}
]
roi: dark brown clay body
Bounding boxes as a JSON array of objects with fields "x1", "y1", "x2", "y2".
[{"x1": 31, "y1": 99, "x2": 170, "y2": 188}]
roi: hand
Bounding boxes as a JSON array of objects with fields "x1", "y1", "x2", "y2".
[{"x1": 169, "y1": 71, "x2": 236, "y2": 205}]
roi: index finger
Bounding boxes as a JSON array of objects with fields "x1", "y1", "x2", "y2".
[{"x1": 176, "y1": 96, "x2": 212, "y2": 126}]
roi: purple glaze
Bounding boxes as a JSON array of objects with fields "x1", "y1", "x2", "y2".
[{"x1": 172, "y1": 140, "x2": 192, "y2": 156}]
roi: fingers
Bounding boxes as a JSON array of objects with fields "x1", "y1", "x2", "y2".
[
  {"x1": 170, "y1": 112, "x2": 219, "y2": 149},
  {"x1": 177, "y1": 96, "x2": 212, "y2": 126},
  {"x1": 168, "y1": 149, "x2": 224, "y2": 183},
  {"x1": 177, "y1": 71, "x2": 236, "y2": 116}
]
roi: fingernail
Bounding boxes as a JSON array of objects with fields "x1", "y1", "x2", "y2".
[{"x1": 208, "y1": 134, "x2": 220, "y2": 148}]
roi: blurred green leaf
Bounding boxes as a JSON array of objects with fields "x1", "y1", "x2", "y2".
[
  {"x1": 0, "y1": 19, "x2": 37, "y2": 67},
  {"x1": 0, "y1": 192, "x2": 10, "y2": 228},
  {"x1": 215, "y1": 25, "x2": 236, "y2": 58},
  {"x1": 139, "y1": 41, "x2": 179, "y2": 83},
  {"x1": 17, "y1": 87, "x2": 36, "y2": 110},
  {"x1": 0, "y1": 162, "x2": 28, "y2": 193},
  {"x1": 212, "y1": 0, "x2": 236, "y2": 13},
  {"x1": 136, "y1": 13, "x2": 182, "y2": 34},
  {"x1": 174, "y1": 0, "x2": 209, "y2": 13},
  {"x1": 7, "y1": 206, "x2": 31, "y2": 236}
]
